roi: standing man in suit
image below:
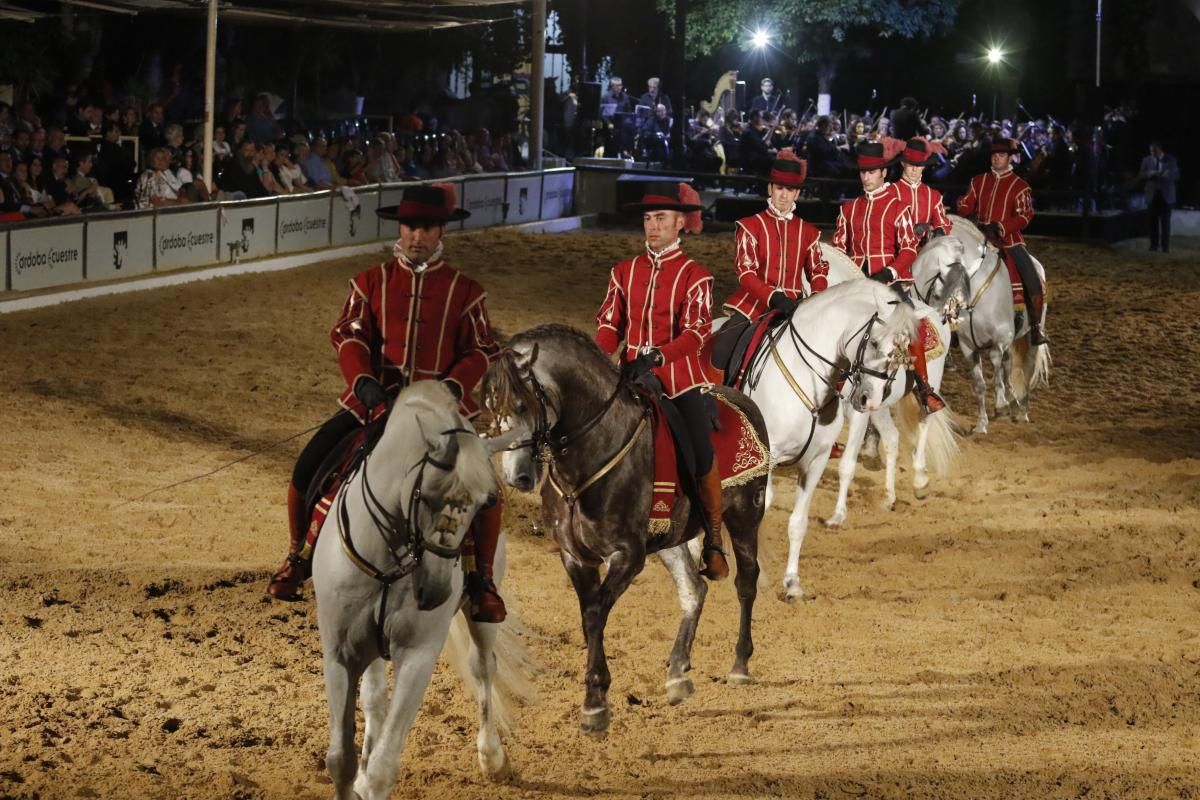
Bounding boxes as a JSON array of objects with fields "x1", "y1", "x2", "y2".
[{"x1": 1139, "y1": 141, "x2": 1180, "y2": 253}]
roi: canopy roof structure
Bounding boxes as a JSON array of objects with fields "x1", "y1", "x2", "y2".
[{"x1": 2, "y1": 0, "x2": 522, "y2": 31}]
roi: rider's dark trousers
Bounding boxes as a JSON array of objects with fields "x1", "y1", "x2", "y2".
[
  {"x1": 291, "y1": 409, "x2": 360, "y2": 492},
  {"x1": 673, "y1": 388, "x2": 715, "y2": 476},
  {"x1": 1003, "y1": 244, "x2": 1043, "y2": 301}
]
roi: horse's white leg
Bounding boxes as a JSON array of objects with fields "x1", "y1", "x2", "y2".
[
  {"x1": 912, "y1": 411, "x2": 931, "y2": 500},
  {"x1": 358, "y1": 642, "x2": 443, "y2": 800},
  {"x1": 967, "y1": 348, "x2": 989, "y2": 434},
  {"x1": 657, "y1": 544, "x2": 708, "y2": 704},
  {"x1": 323, "y1": 655, "x2": 365, "y2": 800},
  {"x1": 783, "y1": 451, "x2": 830, "y2": 601},
  {"x1": 827, "y1": 409, "x2": 872, "y2": 529},
  {"x1": 1016, "y1": 342, "x2": 1035, "y2": 422},
  {"x1": 463, "y1": 611, "x2": 509, "y2": 779},
  {"x1": 990, "y1": 346, "x2": 1012, "y2": 418},
  {"x1": 355, "y1": 659, "x2": 388, "y2": 782},
  {"x1": 873, "y1": 410, "x2": 900, "y2": 512}
]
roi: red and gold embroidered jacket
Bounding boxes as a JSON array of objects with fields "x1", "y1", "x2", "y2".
[
  {"x1": 894, "y1": 178, "x2": 952, "y2": 244},
  {"x1": 332, "y1": 254, "x2": 499, "y2": 421},
  {"x1": 956, "y1": 168, "x2": 1034, "y2": 247},
  {"x1": 595, "y1": 242, "x2": 713, "y2": 398},
  {"x1": 724, "y1": 207, "x2": 830, "y2": 318},
  {"x1": 832, "y1": 183, "x2": 919, "y2": 282}
]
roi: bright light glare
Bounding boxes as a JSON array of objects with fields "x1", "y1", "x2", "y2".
[
  {"x1": 752, "y1": 29, "x2": 770, "y2": 49},
  {"x1": 987, "y1": 47, "x2": 1003, "y2": 64}
]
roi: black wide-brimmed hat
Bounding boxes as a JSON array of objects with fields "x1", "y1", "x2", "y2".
[
  {"x1": 377, "y1": 183, "x2": 470, "y2": 223},
  {"x1": 990, "y1": 137, "x2": 1020, "y2": 155},
  {"x1": 901, "y1": 137, "x2": 932, "y2": 165},
  {"x1": 854, "y1": 140, "x2": 895, "y2": 170},
  {"x1": 621, "y1": 181, "x2": 704, "y2": 213},
  {"x1": 767, "y1": 148, "x2": 807, "y2": 187}
]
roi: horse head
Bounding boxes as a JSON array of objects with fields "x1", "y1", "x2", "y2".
[
  {"x1": 401, "y1": 384, "x2": 499, "y2": 610},
  {"x1": 846, "y1": 296, "x2": 917, "y2": 413},
  {"x1": 482, "y1": 343, "x2": 549, "y2": 493}
]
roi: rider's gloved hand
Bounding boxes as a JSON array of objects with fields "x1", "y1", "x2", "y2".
[
  {"x1": 768, "y1": 292, "x2": 798, "y2": 315},
  {"x1": 442, "y1": 379, "x2": 463, "y2": 401},
  {"x1": 980, "y1": 222, "x2": 1003, "y2": 240},
  {"x1": 353, "y1": 376, "x2": 388, "y2": 409},
  {"x1": 621, "y1": 349, "x2": 663, "y2": 382},
  {"x1": 868, "y1": 268, "x2": 895, "y2": 285}
]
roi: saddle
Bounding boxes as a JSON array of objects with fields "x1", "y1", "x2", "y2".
[
  {"x1": 703, "y1": 311, "x2": 784, "y2": 389},
  {"x1": 299, "y1": 418, "x2": 387, "y2": 557},
  {"x1": 638, "y1": 387, "x2": 770, "y2": 540}
]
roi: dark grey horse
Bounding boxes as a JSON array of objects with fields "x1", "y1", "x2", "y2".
[{"x1": 482, "y1": 324, "x2": 768, "y2": 734}]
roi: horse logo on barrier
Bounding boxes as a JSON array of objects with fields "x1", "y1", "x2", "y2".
[{"x1": 112, "y1": 231, "x2": 127, "y2": 270}]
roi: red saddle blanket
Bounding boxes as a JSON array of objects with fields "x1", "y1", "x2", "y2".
[{"x1": 648, "y1": 392, "x2": 770, "y2": 535}]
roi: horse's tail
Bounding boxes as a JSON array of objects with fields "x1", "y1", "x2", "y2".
[
  {"x1": 899, "y1": 393, "x2": 962, "y2": 478},
  {"x1": 444, "y1": 548, "x2": 538, "y2": 736},
  {"x1": 1028, "y1": 343, "x2": 1051, "y2": 391}
]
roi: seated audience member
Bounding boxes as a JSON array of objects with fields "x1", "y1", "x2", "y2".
[
  {"x1": 96, "y1": 121, "x2": 136, "y2": 206},
  {"x1": 120, "y1": 106, "x2": 140, "y2": 137},
  {"x1": 257, "y1": 143, "x2": 284, "y2": 195},
  {"x1": 136, "y1": 147, "x2": 188, "y2": 208},
  {"x1": 218, "y1": 139, "x2": 271, "y2": 199},
  {"x1": 67, "y1": 152, "x2": 111, "y2": 211},
  {"x1": 274, "y1": 145, "x2": 309, "y2": 193},
  {"x1": 342, "y1": 148, "x2": 368, "y2": 185},
  {"x1": 174, "y1": 148, "x2": 212, "y2": 202},
  {"x1": 211, "y1": 124, "x2": 232, "y2": 162},
  {"x1": 44, "y1": 155, "x2": 77, "y2": 207},
  {"x1": 301, "y1": 138, "x2": 335, "y2": 189},
  {"x1": 164, "y1": 123, "x2": 186, "y2": 164},
  {"x1": 323, "y1": 139, "x2": 346, "y2": 185}
]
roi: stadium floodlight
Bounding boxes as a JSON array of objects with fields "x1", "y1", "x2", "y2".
[
  {"x1": 751, "y1": 29, "x2": 770, "y2": 49},
  {"x1": 987, "y1": 47, "x2": 1004, "y2": 64}
]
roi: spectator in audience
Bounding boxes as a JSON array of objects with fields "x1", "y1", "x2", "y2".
[
  {"x1": 273, "y1": 145, "x2": 309, "y2": 193},
  {"x1": 140, "y1": 104, "x2": 167, "y2": 152},
  {"x1": 174, "y1": 147, "x2": 213, "y2": 202},
  {"x1": 12, "y1": 160, "x2": 48, "y2": 213},
  {"x1": 16, "y1": 101, "x2": 42, "y2": 134},
  {"x1": 303, "y1": 136, "x2": 336, "y2": 188},
  {"x1": 164, "y1": 123, "x2": 185, "y2": 163},
  {"x1": 12, "y1": 128, "x2": 33, "y2": 162},
  {"x1": 45, "y1": 127, "x2": 68, "y2": 165},
  {"x1": 96, "y1": 120, "x2": 135, "y2": 206},
  {"x1": 342, "y1": 148, "x2": 368, "y2": 185},
  {"x1": 0, "y1": 150, "x2": 28, "y2": 213},
  {"x1": 218, "y1": 139, "x2": 270, "y2": 199},
  {"x1": 414, "y1": 138, "x2": 437, "y2": 180},
  {"x1": 0, "y1": 103, "x2": 12, "y2": 143},
  {"x1": 230, "y1": 119, "x2": 248, "y2": 151},
  {"x1": 26, "y1": 155, "x2": 47, "y2": 197},
  {"x1": 120, "y1": 106, "x2": 140, "y2": 137},
  {"x1": 211, "y1": 124, "x2": 232, "y2": 162},
  {"x1": 68, "y1": 152, "x2": 110, "y2": 211},
  {"x1": 258, "y1": 143, "x2": 284, "y2": 195},
  {"x1": 136, "y1": 146, "x2": 188, "y2": 208},
  {"x1": 44, "y1": 155, "x2": 81, "y2": 213},
  {"x1": 246, "y1": 93, "x2": 282, "y2": 144},
  {"x1": 365, "y1": 138, "x2": 402, "y2": 183}
]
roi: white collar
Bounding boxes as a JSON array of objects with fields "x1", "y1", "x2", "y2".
[
  {"x1": 865, "y1": 182, "x2": 892, "y2": 199},
  {"x1": 991, "y1": 167, "x2": 1013, "y2": 178},
  {"x1": 645, "y1": 239, "x2": 681, "y2": 261},
  {"x1": 393, "y1": 241, "x2": 444, "y2": 272},
  {"x1": 766, "y1": 200, "x2": 795, "y2": 221},
  {"x1": 901, "y1": 177, "x2": 923, "y2": 188}
]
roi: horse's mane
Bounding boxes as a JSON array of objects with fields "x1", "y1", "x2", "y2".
[
  {"x1": 949, "y1": 214, "x2": 983, "y2": 245},
  {"x1": 818, "y1": 243, "x2": 863, "y2": 285},
  {"x1": 508, "y1": 323, "x2": 612, "y2": 368}
]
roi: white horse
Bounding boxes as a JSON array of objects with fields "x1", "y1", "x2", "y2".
[
  {"x1": 312, "y1": 382, "x2": 530, "y2": 800},
  {"x1": 815, "y1": 244, "x2": 960, "y2": 530},
  {"x1": 934, "y1": 216, "x2": 1051, "y2": 434},
  {"x1": 737, "y1": 280, "x2": 917, "y2": 600}
]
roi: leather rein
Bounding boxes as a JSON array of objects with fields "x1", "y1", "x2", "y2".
[{"x1": 336, "y1": 425, "x2": 475, "y2": 660}]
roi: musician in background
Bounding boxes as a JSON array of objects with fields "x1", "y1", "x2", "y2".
[
  {"x1": 719, "y1": 110, "x2": 743, "y2": 173},
  {"x1": 739, "y1": 109, "x2": 776, "y2": 178},
  {"x1": 803, "y1": 115, "x2": 843, "y2": 179},
  {"x1": 749, "y1": 78, "x2": 786, "y2": 116},
  {"x1": 600, "y1": 76, "x2": 634, "y2": 158},
  {"x1": 1140, "y1": 140, "x2": 1179, "y2": 253},
  {"x1": 639, "y1": 77, "x2": 673, "y2": 120},
  {"x1": 890, "y1": 96, "x2": 925, "y2": 141}
]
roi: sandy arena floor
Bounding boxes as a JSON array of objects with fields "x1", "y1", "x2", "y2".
[{"x1": 1, "y1": 227, "x2": 1199, "y2": 800}]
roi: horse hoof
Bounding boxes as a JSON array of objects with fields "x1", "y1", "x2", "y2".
[
  {"x1": 913, "y1": 483, "x2": 929, "y2": 501},
  {"x1": 973, "y1": 424, "x2": 988, "y2": 436},
  {"x1": 781, "y1": 578, "x2": 805, "y2": 603},
  {"x1": 727, "y1": 671, "x2": 755, "y2": 687},
  {"x1": 666, "y1": 677, "x2": 695, "y2": 705},
  {"x1": 580, "y1": 706, "x2": 610, "y2": 735},
  {"x1": 479, "y1": 749, "x2": 511, "y2": 781},
  {"x1": 824, "y1": 513, "x2": 845, "y2": 529},
  {"x1": 879, "y1": 498, "x2": 896, "y2": 512}
]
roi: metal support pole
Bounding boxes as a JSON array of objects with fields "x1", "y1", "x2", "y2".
[
  {"x1": 531, "y1": 0, "x2": 546, "y2": 168},
  {"x1": 202, "y1": 0, "x2": 218, "y2": 190},
  {"x1": 1095, "y1": 0, "x2": 1103, "y2": 88}
]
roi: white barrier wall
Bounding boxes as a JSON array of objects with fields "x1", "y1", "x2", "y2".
[
  {"x1": 86, "y1": 214, "x2": 155, "y2": 281},
  {"x1": 277, "y1": 195, "x2": 333, "y2": 254},
  {"x1": 10, "y1": 221, "x2": 85, "y2": 292},
  {"x1": 155, "y1": 207, "x2": 220, "y2": 270},
  {"x1": 331, "y1": 187, "x2": 380, "y2": 246},
  {"x1": 220, "y1": 200, "x2": 278, "y2": 263},
  {"x1": 1, "y1": 169, "x2": 575, "y2": 293}
]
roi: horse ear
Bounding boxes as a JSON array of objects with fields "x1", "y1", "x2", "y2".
[{"x1": 512, "y1": 342, "x2": 539, "y2": 374}]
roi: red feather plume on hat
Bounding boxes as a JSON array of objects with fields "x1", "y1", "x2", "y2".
[
  {"x1": 879, "y1": 136, "x2": 907, "y2": 163},
  {"x1": 917, "y1": 136, "x2": 948, "y2": 157},
  {"x1": 432, "y1": 182, "x2": 457, "y2": 212},
  {"x1": 678, "y1": 183, "x2": 703, "y2": 234}
]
